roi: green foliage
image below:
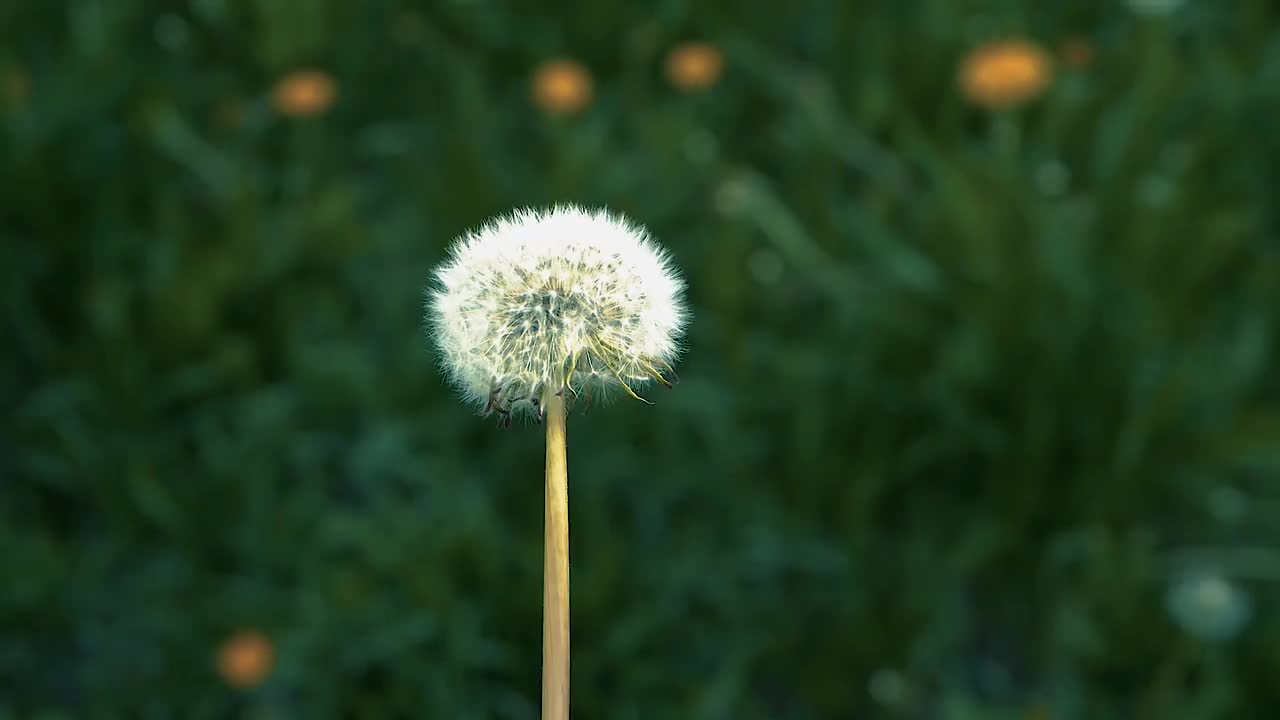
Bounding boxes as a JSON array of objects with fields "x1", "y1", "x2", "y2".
[{"x1": 4, "y1": 1, "x2": 1280, "y2": 717}]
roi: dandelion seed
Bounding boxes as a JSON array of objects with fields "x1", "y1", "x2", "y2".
[{"x1": 426, "y1": 205, "x2": 688, "y2": 421}]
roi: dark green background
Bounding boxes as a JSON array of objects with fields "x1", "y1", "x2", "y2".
[{"x1": 4, "y1": 1, "x2": 1279, "y2": 718}]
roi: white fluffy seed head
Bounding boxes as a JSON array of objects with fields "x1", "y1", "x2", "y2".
[{"x1": 426, "y1": 205, "x2": 689, "y2": 422}]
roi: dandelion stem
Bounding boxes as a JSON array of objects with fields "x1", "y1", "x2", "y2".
[
  {"x1": 992, "y1": 113, "x2": 1021, "y2": 177},
  {"x1": 542, "y1": 389, "x2": 570, "y2": 720}
]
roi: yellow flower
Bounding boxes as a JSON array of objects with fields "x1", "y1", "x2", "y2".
[
  {"x1": 272, "y1": 69, "x2": 338, "y2": 117},
  {"x1": 531, "y1": 59, "x2": 594, "y2": 116},
  {"x1": 216, "y1": 629, "x2": 275, "y2": 690},
  {"x1": 959, "y1": 39, "x2": 1053, "y2": 110},
  {"x1": 665, "y1": 42, "x2": 725, "y2": 92}
]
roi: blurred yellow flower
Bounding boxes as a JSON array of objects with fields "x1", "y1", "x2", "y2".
[
  {"x1": 216, "y1": 629, "x2": 275, "y2": 690},
  {"x1": 665, "y1": 42, "x2": 725, "y2": 92},
  {"x1": 959, "y1": 39, "x2": 1053, "y2": 110},
  {"x1": 531, "y1": 59, "x2": 594, "y2": 116},
  {"x1": 272, "y1": 69, "x2": 338, "y2": 117}
]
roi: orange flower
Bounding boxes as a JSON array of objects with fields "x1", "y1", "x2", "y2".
[
  {"x1": 959, "y1": 39, "x2": 1053, "y2": 110},
  {"x1": 1059, "y1": 36, "x2": 1095, "y2": 69},
  {"x1": 272, "y1": 69, "x2": 338, "y2": 117},
  {"x1": 216, "y1": 629, "x2": 275, "y2": 689},
  {"x1": 531, "y1": 59, "x2": 593, "y2": 116},
  {"x1": 665, "y1": 42, "x2": 725, "y2": 92}
]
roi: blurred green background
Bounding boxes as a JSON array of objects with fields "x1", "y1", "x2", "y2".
[{"x1": 4, "y1": 0, "x2": 1280, "y2": 718}]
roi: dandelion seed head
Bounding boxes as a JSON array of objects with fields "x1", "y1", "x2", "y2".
[{"x1": 426, "y1": 205, "x2": 688, "y2": 421}]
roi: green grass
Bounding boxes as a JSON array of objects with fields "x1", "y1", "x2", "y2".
[{"x1": 3, "y1": 1, "x2": 1280, "y2": 717}]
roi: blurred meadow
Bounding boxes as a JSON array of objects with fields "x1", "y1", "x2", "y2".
[{"x1": 4, "y1": 0, "x2": 1280, "y2": 718}]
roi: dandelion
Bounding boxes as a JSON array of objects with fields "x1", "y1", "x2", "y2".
[
  {"x1": 959, "y1": 39, "x2": 1054, "y2": 111},
  {"x1": 665, "y1": 42, "x2": 725, "y2": 92},
  {"x1": 424, "y1": 205, "x2": 688, "y2": 719},
  {"x1": 531, "y1": 59, "x2": 594, "y2": 116},
  {"x1": 1166, "y1": 571, "x2": 1252, "y2": 642},
  {"x1": 216, "y1": 629, "x2": 275, "y2": 690},
  {"x1": 271, "y1": 69, "x2": 337, "y2": 117},
  {"x1": 427, "y1": 205, "x2": 687, "y2": 422}
]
